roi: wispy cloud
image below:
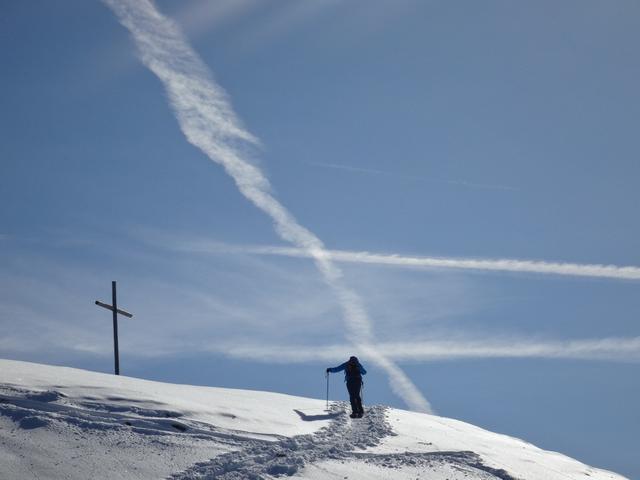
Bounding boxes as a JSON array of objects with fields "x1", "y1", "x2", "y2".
[
  {"x1": 209, "y1": 336, "x2": 640, "y2": 364},
  {"x1": 0, "y1": 245, "x2": 345, "y2": 361},
  {"x1": 174, "y1": 0, "x2": 261, "y2": 38},
  {"x1": 104, "y1": 0, "x2": 432, "y2": 412},
  {"x1": 4, "y1": 236, "x2": 638, "y2": 402},
  {"x1": 306, "y1": 161, "x2": 519, "y2": 192},
  {"x1": 232, "y1": 0, "x2": 343, "y2": 53},
  {"x1": 165, "y1": 240, "x2": 640, "y2": 281}
]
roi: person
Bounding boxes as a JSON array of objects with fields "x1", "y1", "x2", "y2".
[{"x1": 326, "y1": 356, "x2": 367, "y2": 418}]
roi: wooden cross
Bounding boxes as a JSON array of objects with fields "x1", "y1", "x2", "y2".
[{"x1": 95, "y1": 281, "x2": 133, "y2": 375}]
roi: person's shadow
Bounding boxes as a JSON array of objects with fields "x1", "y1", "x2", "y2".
[{"x1": 293, "y1": 409, "x2": 342, "y2": 421}]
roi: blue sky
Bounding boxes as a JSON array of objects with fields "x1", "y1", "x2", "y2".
[{"x1": 1, "y1": 0, "x2": 639, "y2": 477}]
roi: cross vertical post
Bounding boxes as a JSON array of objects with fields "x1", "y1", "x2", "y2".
[
  {"x1": 112, "y1": 280, "x2": 120, "y2": 375},
  {"x1": 95, "y1": 281, "x2": 133, "y2": 375}
]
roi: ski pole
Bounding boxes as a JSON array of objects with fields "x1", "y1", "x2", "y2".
[{"x1": 325, "y1": 371, "x2": 329, "y2": 410}]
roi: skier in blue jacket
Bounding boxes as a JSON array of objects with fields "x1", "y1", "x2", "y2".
[{"x1": 326, "y1": 356, "x2": 367, "y2": 418}]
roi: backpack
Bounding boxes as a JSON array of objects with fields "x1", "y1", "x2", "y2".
[{"x1": 345, "y1": 357, "x2": 361, "y2": 378}]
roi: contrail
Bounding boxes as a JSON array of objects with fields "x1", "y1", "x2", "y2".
[
  {"x1": 104, "y1": 0, "x2": 432, "y2": 412},
  {"x1": 212, "y1": 336, "x2": 640, "y2": 363},
  {"x1": 174, "y1": 241, "x2": 640, "y2": 281}
]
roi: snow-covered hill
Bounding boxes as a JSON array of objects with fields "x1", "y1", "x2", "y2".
[{"x1": 0, "y1": 359, "x2": 627, "y2": 480}]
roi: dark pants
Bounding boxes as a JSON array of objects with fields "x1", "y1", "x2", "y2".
[{"x1": 346, "y1": 377, "x2": 363, "y2": 415}]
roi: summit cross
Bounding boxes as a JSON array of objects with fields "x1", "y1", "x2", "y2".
[{"x1": 95, "y1": 281, "x2": 133, "y2": 375}]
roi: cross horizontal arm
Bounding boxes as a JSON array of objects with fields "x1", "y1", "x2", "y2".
[{"x1": 95, "y1": 300, "x2": 133, "y2": 318}]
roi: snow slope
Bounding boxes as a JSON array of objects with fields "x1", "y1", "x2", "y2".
[{"x1": 0, "y1": 359, "x2": 628, "y2": 480}]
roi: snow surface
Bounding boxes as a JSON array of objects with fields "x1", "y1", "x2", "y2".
[{"x1": 0, "y1": 359, "x2": 628, "y2": 480}]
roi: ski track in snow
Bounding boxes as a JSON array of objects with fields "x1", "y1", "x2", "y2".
[
  {"x1": 168, "y1": 403, "x2": 517, "y2": 480},
  {"x1": 167, "y1": 403, "x2": 390, "y2": 480},
  {"x1": 0, "y1": 385, "x2": 518, "y2": 480}
]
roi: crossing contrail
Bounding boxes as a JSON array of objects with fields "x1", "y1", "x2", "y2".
[
  {"x1": 211, "y1": 336, "x2": 640, "y2": 363},
  {"x1": 172, "y1": 241, "x2": 640, "y2": 281},
  {"x1": 104, "y1": 0, "x2": 432, "y2": 412}
]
